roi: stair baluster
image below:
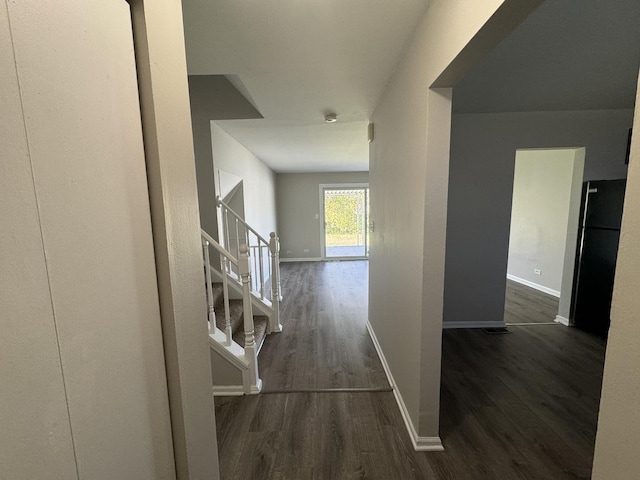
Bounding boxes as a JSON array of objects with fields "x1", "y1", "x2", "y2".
[
  {"x1": 202, "y1": 239, "x2": 216, "y2": 334},
  {"x1": 220, "y1": 256, "x2": 233, "y2": 346}
]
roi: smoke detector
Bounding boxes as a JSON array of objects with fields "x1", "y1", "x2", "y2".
[{"x1": 324, "y1": 113, "x2": 338, "y2": 123}]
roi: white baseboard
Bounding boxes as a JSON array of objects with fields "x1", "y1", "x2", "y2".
[
  {"x1": 280, "y1": 257, "x2": 322, "y2": 263},
  {"x1": 443, "y1": 321, "x2": 505, "y2": 329},
  {"x1": 366, "y1": 321, "x2": 444, "y2": 452},
  {"x1": 212, "y1": 385, "x2": 244, "y2": 396},
  {"x1": 554, "y1": 315, "x2": 570, "y2": 326},
  {"x1": 507, "y1": 274, "x2": 560, "y2": 298}
]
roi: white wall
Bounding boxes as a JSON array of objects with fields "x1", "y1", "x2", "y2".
[
  {"x1": 0, "y1": 3, "x2": 77, "y2": 477},
  {"x1": 507, "y1": 149, "x2": 583, "y2": 295},
  {"x1": 444, "y1": 109, "x2": 633, "y2": 327},
  {"x1": 276, "y1": 172, "x2": 369, "y2": 259},
  {"x1": 369, "y1": 0, "x2": 541, "y2": 444},
  {"x1": 592, "y1": 72, "x2": 640, "y2": 480},
  {"x1": 1, "y1": 1, "x2": 177, "y2": 478},
  {"x1": 211, "y1": 123, "x2": 277, "y2": 240}
]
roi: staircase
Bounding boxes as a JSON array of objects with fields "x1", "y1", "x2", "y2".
[
  {"x1": 201, "y1": 197, "x2": 282, "y2": 395},
  {"x1": 210, "y1": 282, "x2": 269, "y2": 350}
]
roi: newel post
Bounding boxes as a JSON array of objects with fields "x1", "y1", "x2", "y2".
[
  {"x1": 269, "y1": 232, "x2": 283, "y2": 333},
  {"x1": 239, "y1": 244, "x2": 262, "y2": 394}
]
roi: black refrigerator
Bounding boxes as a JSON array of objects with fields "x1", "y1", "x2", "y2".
[{"x1": 572, "y1": 179, "x2": 626, "y2": 337}]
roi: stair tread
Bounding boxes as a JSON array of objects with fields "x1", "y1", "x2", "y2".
[
  {"x1": 211, "y1": 282, "x2": 269, "y2": 351},
  {"x1": 233, "y1": 315, "x2": 269, "y2": 350}
]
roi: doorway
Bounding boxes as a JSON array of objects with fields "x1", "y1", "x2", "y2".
[
  {"x1": 504, "y1": 148, "x2": 585, "y2": 325},
  {"x1": 320, "y1": 184, "x2": 369, "y2": 260}
]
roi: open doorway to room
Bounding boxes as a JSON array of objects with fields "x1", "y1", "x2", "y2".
[
  {"x1": 320, "y1": 184, "x2": 369, "y2": 260},
  {"x1": 504, "y1": 148, "x2": 585, "y2": 326}
]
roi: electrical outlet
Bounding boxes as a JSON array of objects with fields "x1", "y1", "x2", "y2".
[
  {"x1": 314, "y1": 213, "x2": 319, "y2": 219},
  {"x1": 286, "y1": 250, "x2": 292, "y2": 254},
  {"x1": 303, "y1": 248, "x2": 310, "y2": 253},
  {"x1": 534, "y1": 268, "x2": 542, "y2": 275}
]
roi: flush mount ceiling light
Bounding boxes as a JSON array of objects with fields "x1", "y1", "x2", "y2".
[{"x1": 324, "y1": 113, "x2": 338, "y2": 123}]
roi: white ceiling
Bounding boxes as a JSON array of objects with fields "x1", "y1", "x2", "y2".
[
  {"x1": 182, "y1": 0, "x2": 430, "y2": 172},
  {"x1": 182, "y1": 0, "x2": 640, "y2": 173},
  {"x1": 453, "y1": 0, "x2": 640, "y2": 113}
]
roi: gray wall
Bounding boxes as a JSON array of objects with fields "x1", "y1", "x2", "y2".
[
  {"x1": 444, "y1": 109, "x2": 633, "y2": 326},
  {"x1": 188, "y1": 76, "x2": 264, "y2": 239},
  {"x1": 277, "y1": 172, "x2": 369, "y2": 259},
  {"x1": 190, "y1": 95, "x2": 217, "y2": 238}
]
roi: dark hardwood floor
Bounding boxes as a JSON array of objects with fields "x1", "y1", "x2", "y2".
[
  {"x1": 504, "y1": 279, "x2": 560, "y2": 324},
  {"x1": 214, "y1": 261, "x2": 606, "y2": 479},
  {"x1": 258, "y1": 261, "x2": 389, "y2": 391}
]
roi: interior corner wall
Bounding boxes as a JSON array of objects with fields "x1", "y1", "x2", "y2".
[
  {"x1": 368, "y1": 0, "x2": 541, "y2": 442},
  {"x1": 276, "y1": 172, "x2": 369, "y2": 259},
  {"x1": 444, "y1": 109, "x2": 632, "y2": 327},
  {"x1": 210, "y1": 123, "x2": 277, "y2": 240}
]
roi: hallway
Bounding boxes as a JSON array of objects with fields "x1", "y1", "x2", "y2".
[
  {"x1": 258, "y1": 261, "x2": 387, "y2": 391},
  {"x1": 214, "y1": 261, "x2": 606, "y2": 479}
]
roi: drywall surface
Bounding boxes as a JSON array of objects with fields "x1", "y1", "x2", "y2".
[
  {"x1": 211, "y1": 123, "x2": 277, "y2": 240},
  {"x1": 444, "y1": 109, "x2": 632, "y2": 328},
  {"x1": 3, "y1": 1, "x2": 178, "y2": 478},
  {"x1": 369, "y1": 0, "x2": 544, "y2": 440},
  {"x1": 592, "y1": 75, "x2": 640, "y2": 480},
  {"x1": 507, "y1": 149, "x2": 579, "y2": 293},
  {"x1": 0, "y1": 2, "x2": 77, "y2": 477},
  {"x1": 192, "y1": 111, "x2": 218, "y2": 237},
  {"x1": 276, "y1": 172, "x2": 369, "y2": 259},
  {"x1": 210, "y1": 349, "x2": 243, "y2": 386}
]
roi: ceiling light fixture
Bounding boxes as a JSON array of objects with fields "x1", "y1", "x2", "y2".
[{"x1": 324, "y1": 113, "x2": 338, "y2": 123}]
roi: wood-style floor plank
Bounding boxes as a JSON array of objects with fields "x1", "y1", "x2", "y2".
[
  {"x1": 504, "y1": 279, "x2": 560, "y2": 324},
  {"x1": 215, "y1": 261, "x2": 606, "y2": 479},
  {"x1": 258, "y1": 261, "x2": 389, "y2": 390}
]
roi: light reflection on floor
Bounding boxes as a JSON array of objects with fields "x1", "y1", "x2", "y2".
[{"x1": 325, "y1": 245, "x2": 367, "y2": 258}]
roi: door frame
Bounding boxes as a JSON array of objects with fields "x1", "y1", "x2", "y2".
[
  {"x1": 130, "y1": 2, "x2": 220, "y2": 478},
  {"x1": 319, "y1": 183, "x2": 370, "y2": 261}
]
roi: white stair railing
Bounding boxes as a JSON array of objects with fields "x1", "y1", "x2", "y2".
[
  {"x1": 201, "y1": 230, "x2": 235, "y2": 346},
  {"x1": 217, "y1": 195, "x2": 282, "y2": 333},
  {"x1": 202, "y1": 230, "x2": 261, "y2": 393}
]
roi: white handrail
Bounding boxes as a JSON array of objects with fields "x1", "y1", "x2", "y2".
[
  {"x1": 202, "y1": 229, "x2": 238, "y2": 264},
  {"x1": 217, "y1": 196, "x2": 270, "y2": 246}
]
